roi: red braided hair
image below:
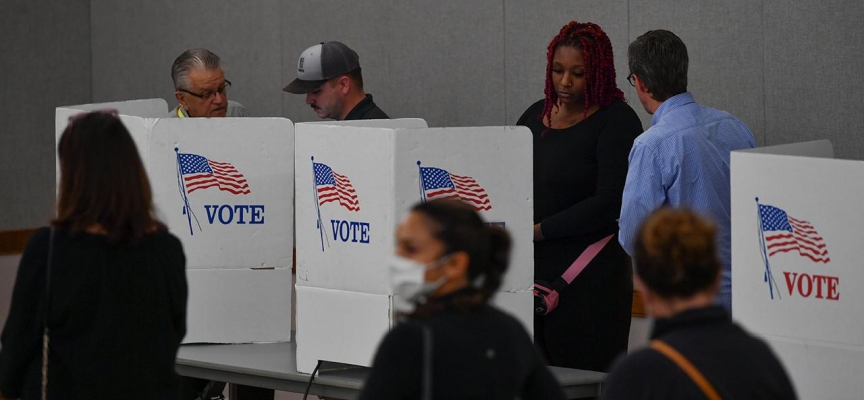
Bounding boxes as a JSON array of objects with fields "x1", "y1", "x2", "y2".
[{"x1": 541, "y1": 21, "x2": 624, "y2": 129}]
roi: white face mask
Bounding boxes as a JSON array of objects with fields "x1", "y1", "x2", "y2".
[{"x1": 388, "y1": 255, "x2": 449, "y2": 314}]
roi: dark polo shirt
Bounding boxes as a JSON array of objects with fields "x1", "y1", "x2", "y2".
[{"x1": 344, "y1": 94, "x2": 389, "y2": 120}]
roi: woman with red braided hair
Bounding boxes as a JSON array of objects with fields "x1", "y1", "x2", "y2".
[{"x1": 517, "y1": 21, "x2": 643, "y2": 372}]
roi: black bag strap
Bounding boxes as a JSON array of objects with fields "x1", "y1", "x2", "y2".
[
  {"x1": 44, "y1": 227, "x2": 55, "y2": 325},
  {"x1": 421, "y1": 324, "x2": 432, "y2": 400},
  {"x1": 42, "y1": 227, "x2": 55, "y2": 400}
]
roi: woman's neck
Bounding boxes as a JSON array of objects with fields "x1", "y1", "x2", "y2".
[
  {"x1": 648, "y1": 291, "x2": 716, "y2": 319},
  {"x1": 433, "y1": 277, "x2": 470, "y2": 298},
  {"x1": 85, "y1": 224, "x2": 107, "y2": 235}
]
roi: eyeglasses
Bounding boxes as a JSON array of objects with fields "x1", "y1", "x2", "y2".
[
  {"x1": 179, "y1": 80, "x2": 232, "y2": 101},
  {"x1": 626, "y1": 73, "x2": 636, "y2": 87},
  {"x1": 68, "y1": 109, "x2": 119, "y2": 126}
]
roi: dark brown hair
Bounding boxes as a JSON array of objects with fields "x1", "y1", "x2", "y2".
[
  {"x1": 411, "y1": 199, "x2": 511, "y2": 309},
  {"x1": 54, "y1": 111, "x2": 164, "y2": 243},
  {"x1": 634, "y1": 208, "x2": 720, "y2": 299}
]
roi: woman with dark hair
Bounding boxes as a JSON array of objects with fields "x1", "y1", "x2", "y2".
[
  {"x1": 517, "y1": 21, "x2": 643, "y2": 371},
  {"x1": 358, "y1": 200, "x2": 564, "y2": 400},
  {"x1": 0, "y1": 111, "x2": 187, "y2": 400},
  {"x1": 602, "y1": 208, "x2": 796, "y2": 399}
]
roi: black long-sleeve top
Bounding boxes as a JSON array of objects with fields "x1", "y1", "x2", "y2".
[
  {"x1": 602, "y1": 306, "x2": 797, "y2": 399},
  {"x1": 0, "y1": 228, "x2": 187, "y2": 400},
  {"x1": 359, "y1": 291, "x2": 565, "y2": 400},
  {"x1": 518, "y1": 99, "x2": 642, "y2": 279}
]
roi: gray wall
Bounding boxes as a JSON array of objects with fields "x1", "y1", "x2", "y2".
[
  {"x1": 3, "y1": 1, "x2": 864, "y2": 230},
  {"x1": 0, "y1": 0, "x2": 91, "y2": 230}
]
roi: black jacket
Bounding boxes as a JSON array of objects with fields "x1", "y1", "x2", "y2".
[
  {"x1": 602, "y1": 306, "x2": 797, "y2": 399},
  {"x1": 359, "y1": 291, "x2": 565, "y2": 400},
  {"x1": 0, "y1": 228, "x2": 187, "y2": 400},
  {"x1": 344, "y1": 94, "x2": 389, "y2": 120}
]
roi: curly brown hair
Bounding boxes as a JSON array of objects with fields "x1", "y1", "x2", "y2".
[{"x1": 635, "y1": 208, "x2": 720, "y2": 298}]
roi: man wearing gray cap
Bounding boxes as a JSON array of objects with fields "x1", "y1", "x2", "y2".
[{"x1": 283, "y1": 41, "x2": 388, "y2": 120}]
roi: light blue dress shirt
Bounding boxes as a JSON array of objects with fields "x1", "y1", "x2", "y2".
[{"x1": 618, "y1": 92, "x2": 756, "y2": 311}]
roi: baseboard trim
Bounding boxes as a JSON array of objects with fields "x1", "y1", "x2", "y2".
[{"x1": 0, "y1": 228, "x2": 38, "y2": 256}]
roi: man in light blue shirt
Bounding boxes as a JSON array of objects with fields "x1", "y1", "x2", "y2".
[{"x1": 618, "y1": 30, "x2": 756, "y2": 311}]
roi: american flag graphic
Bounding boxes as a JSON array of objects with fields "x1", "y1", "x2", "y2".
[
  {"x1": 420, "y1": 166, "x2": 491, "y2": 211},
  {"x1": 314, "y1": 162, "x2": 359, "y2": 211},
  {"x1": 178, "y1": 153, "x2": 250, "y2": 195},
  {"x1": 759, "y1": 204, "x2": 829, "y2": 263}
]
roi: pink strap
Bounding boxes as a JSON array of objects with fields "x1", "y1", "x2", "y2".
[{"x1": 560, "y1": 234, "x2": 614, "y2": 284}]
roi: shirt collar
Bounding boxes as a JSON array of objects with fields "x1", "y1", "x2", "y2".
[
  {"x1": 343, "y1": 94, "x2": 374, "y2": 120},
  {"x1": 651, "y1": 92, "x2": 695, "y2": 126}
]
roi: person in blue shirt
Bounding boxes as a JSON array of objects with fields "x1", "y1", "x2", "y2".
[{"x1": 618, "y1": 30, "x2": 757, "y2": 311}]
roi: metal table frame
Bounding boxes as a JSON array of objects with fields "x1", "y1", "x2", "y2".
[{"x1": 176, "y1": 342, "x2": 605, "y2": 399}]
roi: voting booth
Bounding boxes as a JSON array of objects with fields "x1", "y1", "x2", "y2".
[
  {"x1": 294, "y1": 121, "x2": 534, "y2": 373},
  {"x1": 56, "y1": 99, "x2": 294, "y2": 344},
  {"x1": 731, "y1": 140, "x2": 864, "y2": 399}
]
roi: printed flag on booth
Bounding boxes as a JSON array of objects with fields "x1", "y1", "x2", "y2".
[
  {"x1": 759, "y1": 204, "x2": 829, "y2": 263},
  {"x1": 314, "y1": 162, "x2": 359, "y2": 211},
  {"x1": 420, "y1": 166, "x2": 491, "y2": 211},
  {"x1": 178, "y1": 153, "x2": 250, "y2": 195}
]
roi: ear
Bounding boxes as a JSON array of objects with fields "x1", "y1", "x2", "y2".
[
  {"x1": 634, "y1": 74, "x2": 657, "y2": 101},
  {"x1": 175, "y1": 91, "x2": 187, "y2": 108},
  {"x1": 442, "y1": 251, "x2": 470, "y2": 280},
  {"x1": 338, "y1": 75, "x2": 351, "y2": 95}
]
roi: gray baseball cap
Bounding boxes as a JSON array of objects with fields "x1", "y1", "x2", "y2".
[{"x1": 283, "y1": 41, "x2": 360, "y2": 94}]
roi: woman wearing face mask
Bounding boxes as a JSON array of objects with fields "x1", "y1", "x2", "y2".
[{"x1": 358, "y1": 200, "x2": 565, "y2": 400}]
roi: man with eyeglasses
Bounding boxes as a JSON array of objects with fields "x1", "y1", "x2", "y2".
[
  {"x1": 170, "y1": 48, "x2": 257, "y2": 400},
  {"x1": 283, "y1": 41, "x2": 388, "y2": 120},
  {"x1": 170, "y1": 48, "x2": 248, "y2": 118},
  {"x1": 617, "y1": 30, "x2": 756, "y2": 313}
]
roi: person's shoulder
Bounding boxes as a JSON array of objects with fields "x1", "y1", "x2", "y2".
[
  {"x1": 31, "y1": 226, "x2": 53, "y2": 241},
  {"x1": 517, "y1": 99, "x2": 545, "y2": 124},
  {"x1": 378, "y1": 320, "x2": 424, "y2": 354},
  {"x1": 599, "y1": 99, "x2": 644, "y2": 131},
  {"x1": 604, "y1": 347, "x2": 671, "y2": 388},
  {"x1": 227, "y1": 101, "x2": 248, "y2": 117},
  {"x1": 23, "y1": 227, "x2": 53, "y2": 251},
  {"x1": 609, "y1": 346, "x2": 668, "y2": 372},
  {"x1": 679, "y1": 100, "x2": 747, "y2": 128},
  {"x1": 632, "y1": 124, "x2": 672, "y2": 151},
  {"x1": 729, "y1": 322, "x2": 786, "y2": 360},
  {"x1": 145, "y1": 229, "x2": 184, "y2": 252},
  {"x1": 525, "y1": 99, "x2": 545, "y2": 114}
]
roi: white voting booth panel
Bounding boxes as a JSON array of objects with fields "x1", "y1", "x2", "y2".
[
  {"x1": 731, "y1": 140, "x2": 864, "y2": 399},
  {"x1": 56, "y1": 100, "x2": 293, "y2": 344},
  {"x1": 294, "y1": 122, "x2": 533, "y2": 373},
  {"x1": 303, "y1": 118, "x2": 427, "y2": 128}
]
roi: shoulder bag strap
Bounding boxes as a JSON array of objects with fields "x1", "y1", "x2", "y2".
[
  {"x1": 421, "y1": 324, "x2": 433, "y2": 400},
  {"x1": 559, "y1": 234, "x2": 614, "y2": 285},
  {"x1": 650, "y1": 340, "x2": 721, "y2": 400},
  {"x1": 42, "y1": 227, "x2": 55, "y2": 400}
]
